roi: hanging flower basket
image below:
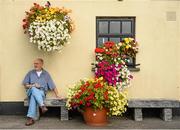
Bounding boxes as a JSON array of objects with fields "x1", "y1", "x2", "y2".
[{"x1": 22, "y1": 2, "x2": 75, "y2": 52}]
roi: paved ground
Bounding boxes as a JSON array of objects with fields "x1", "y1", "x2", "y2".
[{"x1": 0, "y1": 115, "x2": 180, "y2": 129}]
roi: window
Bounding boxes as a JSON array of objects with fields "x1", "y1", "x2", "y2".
[{"x1": 96, "y1": 17, "x2": 137, "y2": 68}]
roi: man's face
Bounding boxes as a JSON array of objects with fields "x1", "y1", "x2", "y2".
[{"x1": 34, "y1": 60, "x2": 43, "y2": 71}]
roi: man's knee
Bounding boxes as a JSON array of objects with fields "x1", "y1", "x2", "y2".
[{"x1": 31, "y1": 87, "x2": 39, "y2": 95}]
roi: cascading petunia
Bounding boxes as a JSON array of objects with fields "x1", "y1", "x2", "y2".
[
  {"x1": 22, "y1": 2, "x2": 75, "y2": 52},
  {"x1": 93, "y1": 39, "x2": 138, "y2": 91}
]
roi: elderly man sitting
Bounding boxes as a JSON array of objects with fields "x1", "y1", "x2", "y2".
[{"x1": 22, "y1": 58, "x2": 62, "y2": 126}]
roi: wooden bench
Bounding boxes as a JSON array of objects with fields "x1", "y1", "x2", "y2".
[
  {"x1": 128, "y1": 99, "x2": 180, "y2": 121},
  {"x1": 24, "y1": 98, "x2": 69, "y2": 121}
]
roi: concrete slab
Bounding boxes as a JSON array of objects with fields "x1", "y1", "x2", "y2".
[{"x1": 0, "y1": 115, "x2": 180, "y2": 129}]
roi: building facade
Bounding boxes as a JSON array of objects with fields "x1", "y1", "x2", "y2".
[{"x1": 0, "y1": 0, "x2": 180, "y2": 113}]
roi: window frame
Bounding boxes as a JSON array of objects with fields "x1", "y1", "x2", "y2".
[{"x1": 96, "y1": 16, "x2": 137, "y2": 68}]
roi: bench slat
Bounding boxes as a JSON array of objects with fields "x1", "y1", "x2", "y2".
[
  {"x1": 24, "y1": 98, "x2": 67, "y2": 107},
  {"x1": 128, "y1": 99, "x2": 179, "y2": 108},
  {"x1": 24, "y1": 98, "x2": 69, "y2": 121}
]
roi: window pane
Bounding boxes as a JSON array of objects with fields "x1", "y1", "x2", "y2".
[
  {"x1": 122, "y1": 21, "x2": 132, "y2": 34},
  {"x1": 109, "y1": 38, "x2": 120, "y2": 43},
  {"x1": 98, "y1": 37, "x2": 108, "y2": 46},
  {"x1": 99, "y1": 21, "x2": 108, "y2": 34},
  {"x1": 110, "y1": 21, "x2": 120, "y2": 34}
]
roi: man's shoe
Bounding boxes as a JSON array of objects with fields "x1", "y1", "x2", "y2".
[
  {"x1": 25, "y1": 117, "x2": 35, "y2": 126},
  {"x1": 40, "y1": 106, "x2": 48, "y2": 114}
]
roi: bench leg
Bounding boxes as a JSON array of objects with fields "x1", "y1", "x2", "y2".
[
  {"x1": 60, "y1": 106, "x2": 69, "y2": 121},
  {"x1": 160, "y1": 108, "x2": 172, "y2": 121},
  {"x1": 134, "y1": 108, "x2": 143, "y2": 121}
]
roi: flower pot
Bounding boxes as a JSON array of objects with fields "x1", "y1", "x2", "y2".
[{"x1": 83, "y1": 107, "x2": 108, "y2": 126}]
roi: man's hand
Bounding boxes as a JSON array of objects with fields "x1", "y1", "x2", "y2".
[
  {"x1": 24, "y1": 83, "x2": 35, "y2": 89},
  {"x1": 34, "y1": 83, "x2": 41, "y2": 88},
  {"x1": 53, "y1": 87, "x2": 64, "y2": 100},
  {"x1": 56, "y1": 95, "x2": 64, "y2": 100}
]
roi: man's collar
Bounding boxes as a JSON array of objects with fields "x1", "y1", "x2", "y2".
[{"x1": 33, "y1": 68, "x2": 45, "y2": 73}]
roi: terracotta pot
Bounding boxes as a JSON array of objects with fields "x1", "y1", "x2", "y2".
[{"x1": 83, "y1": 107, "x2": 108, "y2": 126}]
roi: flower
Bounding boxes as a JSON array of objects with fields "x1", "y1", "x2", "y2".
[
  {"x1": 106, "y1": 88, "x2": 128, "y2": 116},
  {"x1": 22, "y1": 1, "x2": 74, "y2": 52},
  {"x1": 104, "y1": 41, "x2": 115, "y2": 48},
  {"x1": 66, "y1": 77, "x2": 128, "y2": 116},
  {"x1": 28, "y1": 19, "x2": 71, "y2": 52},
  {"x1": 95, "y1": 48, "x2": 105, "y2": 53},
  {"x1": 93, "y1": 40, "x2": 136, "y2": 91},
  {"x1": 119, "y1": 37, "x2": 139, "y2": 58}
]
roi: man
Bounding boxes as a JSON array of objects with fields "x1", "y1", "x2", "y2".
[{"x1": 22, "y1": 58, "x2": 62, "y2": 126}]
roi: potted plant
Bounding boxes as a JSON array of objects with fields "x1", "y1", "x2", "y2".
[{"x1": 66, "y1": 77, "x2": 128, "y2": 126}]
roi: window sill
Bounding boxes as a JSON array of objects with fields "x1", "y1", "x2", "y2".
[
  {"x1": 128, "y1": 67, "x2": 140, "y2": 72},
  {"x1": 92, "y1": 67, "x2": 140, "y2": 72}
]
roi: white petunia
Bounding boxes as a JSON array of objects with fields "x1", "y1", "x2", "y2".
[{"x1": 28, "y1": 19, "x2": 71, "y2": 52}]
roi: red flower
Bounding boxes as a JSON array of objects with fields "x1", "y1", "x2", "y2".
[
  {"x1": 104, "y1": 41, "x2": 115, "y2": 48},
  {"x1": 29, "y1": 11, "x2": 35, "y2": 15},
  {"x1": 85, "y1": 97, "x2": 88, "y2": 101},
  {"x1": 95, "y1": 48, "x2": 105, "y2": 53},
  {"x1": 129, "y1": 75, "x2": 133, "y2": 79},
  {"x1": 33, "y1": 3, "x2": 40, "y2": 9},
  {"x1": 79, "y1": 100, "x2": 83, "y2": 105},
  {"x1": 80, "y1": 86, "x2": 86, "y2": 92},
  {"x1": 85, "y1": 92, "x2": 95, "y2": 101},
  {"x1": 112, "y1": 53, "x2": 118, "y2": 57},
  {"x1": 86, "y1": 102, "x2": 91, "y2": 107},
  {"x1": 89, "y1": 92, "x2": 95, "y2": 98},
  {"x1": 74, "y1": 93, "x2": 81, "y2": 99},
  {"x1": 105, "y1": 51, "x2": 111, "y2": 55},
  {"x1": 85, "y1": 81, "x2": 90, "y2": 86},
  {"x1": 70, "y1": 102, "x2": 77, "y2": 107},
  {"x1": 87, "y1": 89, "x2": 92, "y2": 93},
  {"x1": 104, "y1": 91, "x2": 108, "y2": 100},
  {"x1": 93, "y1": 98, "x2": 97, "y2": 102},
  {"x1": 22, "y1": 19, "x2": 26, "y2": 22},
  {"x1": 94, "y1": 82, "x2": 102, "y2": 89},
  {"x1": 22, "y1": 24, "x2": 27, "y2": 29}
]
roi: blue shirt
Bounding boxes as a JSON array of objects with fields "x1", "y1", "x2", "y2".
[{"x1": 22, "y1": 69, "x2": 56, "y2": 92}]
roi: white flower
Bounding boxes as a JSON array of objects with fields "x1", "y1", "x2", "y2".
[
  {"x1": 99, "y1": 57, "x2": 103, "y2": 60},
  {"x1": 28, "y1": 19, "x2": 72, "y2": 52}
]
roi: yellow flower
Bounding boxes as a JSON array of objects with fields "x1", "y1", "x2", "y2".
[
  {"x1": 54, "y1": 7, "x2": 59, "y2": 12},
  {"x1": 126, "y1": 45, "x2": 130, "y2": 49},
  {"x1": 87, "y1": 78, "x2": 94, "y2": 83},
  {"x1": 129, "y1": 38, "x2": 134, "y2": 42},
  {"x1": 110, "y1": 96, "x2": 114, "y2": 100},
  {"x1": 49, "y1": 7, "x2": 56, "y2": 14},
  {"x1": 114, "y1": 101, "x2": 117, "y2": 105},
  {"x1": 124, "y1": 38, "x2": 130, "y2": 43},
  {"x1": 36, "y1": 16, "x2": 40, "y2": 20},
  {"x1": 99, "y1": 77, "x2": 103, "y2": 81}
]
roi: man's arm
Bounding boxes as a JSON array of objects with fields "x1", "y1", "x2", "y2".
[
  {"x1": 53, "y1": 87, "x2": 64, "y2": 99},
  {"x1": 46, "y1": 72, "x2": 64, "y2": 99},
  {"x1": 24, "y1": 83, "x2": 40, "y2": 89},
  {"x1": 23, "y1": 71, "x2": 33, "y2": 89},
  {"x1": 24, "y1": 84, "x2": 34, "y2": 89}
]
